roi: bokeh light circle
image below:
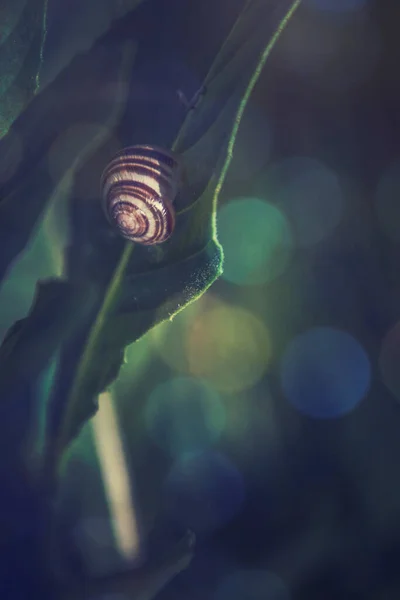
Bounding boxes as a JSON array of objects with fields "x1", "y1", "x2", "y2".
[
  {"x1": 375, "y1": 159, "x2": 400, "y2": 242},
  {"x1": 164, "y1": 451, "x2": 244, "y2": 534},
  {"x1": 217, "y1": 197, "x2": 292, "y2": 285},
  {"x1": 145, "y1": 376, "x2": 225, "y2": 457},
  {"x1": 214, "y1": 569, "x2": 290, "y2": 600},
  {"x1": 187, "y1": 301, "x2": 271, "y2": 393},
  {"x1": 280, "y1": 327, "x2": 371, "y2": 418},
  {"x1": 254, "y1": 157, "x2": 343, "y2": 247},
  {"x1": 379, "y1": 322, "x2": 400, "y2": 401},
  {"x1": 152, "y1": 297, "x2": 271, "y2": 394}
]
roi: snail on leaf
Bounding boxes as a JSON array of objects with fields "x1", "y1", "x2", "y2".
[{"x1": 101, "y1": 145, "x2": 182, "y2": 245}]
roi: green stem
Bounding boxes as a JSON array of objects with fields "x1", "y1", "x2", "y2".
[{"x1": 54, "y1": 242, "x2": 133, "y2": 461}]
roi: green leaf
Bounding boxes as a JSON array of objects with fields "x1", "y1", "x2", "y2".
[
  {"x1": 0, "y1": 0, "x2": 48, "y2": 134},
  {"x1": 47, "y1": 0, "x2": 301, "y2": 466},
  {"x1": 0, "y1": 0, "x2": 301, "y2": 472},
  {"x1": 38, "y1": 0, "x2": 147, "y2": 89},
  {"x1": 0, "y1": 17, "x2": 138, "y2": 460},
  {"x1": 0, "y1": 279, "x2": 97, "y2": 392},
  {"x1": 0, "y1": 33, "x2": 136, "y2": 286}
]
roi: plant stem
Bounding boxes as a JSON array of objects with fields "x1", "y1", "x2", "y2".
[{"x1": 54, "y1": 242, "x2": 134, "y2": 466}]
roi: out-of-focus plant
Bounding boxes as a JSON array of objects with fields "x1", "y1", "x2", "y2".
[{"x1": 0, "y1": 0, "x2": 301, "y2": 598}]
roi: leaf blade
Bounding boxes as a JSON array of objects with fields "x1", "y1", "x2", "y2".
[
  {"x1": 50, "y1": 0, "x2": 302, "y2": 465},
  {"x1": 0, "y1": 35, "x2": 137, "y2": 288}
]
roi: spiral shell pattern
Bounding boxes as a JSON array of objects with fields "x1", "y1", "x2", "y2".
[{"x1": 101, "y1": 145, "x2": 181, "y2": 245}]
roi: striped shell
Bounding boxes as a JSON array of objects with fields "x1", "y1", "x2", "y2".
[{"x1": 100, "y1": 145, "x2": 182, "y2": 245}]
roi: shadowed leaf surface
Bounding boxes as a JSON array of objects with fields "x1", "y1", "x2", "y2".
[
  {"x1": 39, "y1": 0, "x2": 148, "y2": 89},
  {"x1": 0, "y1": 35, "x2": 136, "y2": 288},
  {"x1": 0, "y1": 280, "x2": 96, "y2": 392},
  {"x1": 0, "y1": 0, "x2": 47, "y2": 135}
]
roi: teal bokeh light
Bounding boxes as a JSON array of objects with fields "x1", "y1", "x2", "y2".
[
  {"x1": 145, "y1": 377, "x2": 225, "y2": 457},
  {"x1": 255, "y1": 157, "x2": 343, "y2": 247},
  {"x1": 280, "y1": 327, "x2": 371, "y2": 419},
  {"x1": 217, "y1": 197, "x2": 292, "y2": 286}
]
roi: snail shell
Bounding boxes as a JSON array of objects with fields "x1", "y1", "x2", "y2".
[{"x1": 101, "y1": 145, "x2": 182, "y2": 245}]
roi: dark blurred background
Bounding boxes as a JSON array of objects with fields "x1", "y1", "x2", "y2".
[{"x1": 2, "y1": 0, "x2": 400, "y2": 599}]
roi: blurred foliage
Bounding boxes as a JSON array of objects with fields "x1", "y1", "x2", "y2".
[{"x1": 0, "y1": 0, "x2": 302, "y2": 599}]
